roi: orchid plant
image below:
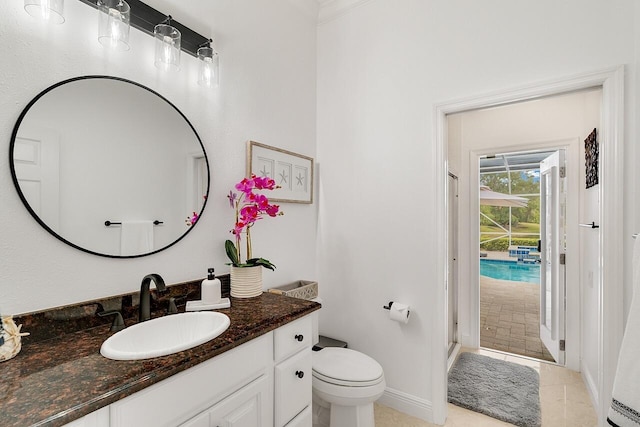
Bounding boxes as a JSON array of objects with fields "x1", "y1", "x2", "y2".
[
  {"x1": 185, "y1": 212, "x2": 199, "y2": 226},
  {"x1": 225, "y1": 174, "x2": 283, "y2": 270}
]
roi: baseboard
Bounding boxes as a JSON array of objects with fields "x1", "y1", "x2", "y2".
[
  {"x1": 447, "y1": 343, "x2": 462, "y2": 371},
  {"x1": 581, "y1": 359, "x2": 600, "y2": 416},
  {"x1": 377, "y1": 387, "x2": 433, "y2": 422}
]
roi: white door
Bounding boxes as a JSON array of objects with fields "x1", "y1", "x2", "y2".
[
  {"x1": 447, "y1": 173, "x2": 459, "y2": 356},
  {"x1": 13, "y1": 128, "x2": 61, "y2": 231},
  {"x1": 539, "y1": 150, "x2": 566, "y2": 364},
  {"x1": 186, "y1": 153, "x2": 208, "y2": 216}
]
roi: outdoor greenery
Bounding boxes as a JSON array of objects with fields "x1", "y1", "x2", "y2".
[
  {"x1": 480, "y1": 222, "x2": 540, "y2": 234},
  {"x1": 480, "y1": 238, "x2": 539, "y2": 252},
  {"x1": 480, "y1": 171, "x2": 540, "y2": 228},
  {"x1": 479, "y1": 170, "x2": 541, "y2": 252}
]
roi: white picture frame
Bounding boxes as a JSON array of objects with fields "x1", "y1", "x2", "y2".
[{"x1": 247, "y1": 141, "x2": 314, "y2": 204}]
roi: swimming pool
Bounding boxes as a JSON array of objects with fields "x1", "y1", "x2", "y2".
[{"x1": 480, "y1": 259, "x2": 540, "y2": 284}]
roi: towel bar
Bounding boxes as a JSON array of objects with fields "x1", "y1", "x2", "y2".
[
  {"x1": 579, "y1": 222, "x2": 599, "y2": 229},
  {"x1": 104, "y1": 220, "x2": 163, "y2": 226}
]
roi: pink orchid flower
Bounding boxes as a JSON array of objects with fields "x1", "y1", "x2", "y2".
[
  {"x1": 227, "y1": 190, "x2": 237, "y2": 208},
  {"x1": 235, "y1": 177, "x2": 254, "y2": 194},
  {"x1": 265, "y1": 204, "x2": 280, "y2": 217},
  {"x1": 227, "y1": 174, "x2": 284, "y2": 265}
]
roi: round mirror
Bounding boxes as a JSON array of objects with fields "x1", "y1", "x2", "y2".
[{"x1": 10, "y1": 76, "x2": 209, "y2": 258}]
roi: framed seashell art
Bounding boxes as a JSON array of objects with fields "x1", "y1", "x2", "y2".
[{"x1": 0, "y1": 316, "x2": 29, "y2": 362}]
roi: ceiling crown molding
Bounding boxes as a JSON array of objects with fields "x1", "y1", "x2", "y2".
[{"x1": 317, "y1": 0, "x2": 374, "y2": 24}]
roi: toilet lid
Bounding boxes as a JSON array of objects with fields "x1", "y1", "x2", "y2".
[{"x1": 313, "y1": 348, "x2": 384, "y2": 387}]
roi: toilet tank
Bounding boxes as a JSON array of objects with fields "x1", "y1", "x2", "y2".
[
  {"x1": 310, "y1": 298, "x2": 349, "y2": 350},
  {"x1": 311, "y1": 297, "x2": 321, "y2": 346}
]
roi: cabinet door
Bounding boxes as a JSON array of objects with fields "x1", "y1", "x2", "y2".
[
  {"x1": 181, "y1": 374, "x2": 272, "y2": 427},
  {"x1": 275, "y1": 349, "x2": 312, "y2": 427},
  {"x1": 284, "y1": 406, "x2": 311, "y2": 427},
  {"x1": 179, "y1": 411, "x2": 209, "y2": 427}
]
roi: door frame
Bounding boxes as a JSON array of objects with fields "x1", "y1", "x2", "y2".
[
  {"x1": 432, "y1": 66, "x2": 624, "y2": 425},
  {"x1": 447, "y1": 172, "x2": 460, "y2": 360}
]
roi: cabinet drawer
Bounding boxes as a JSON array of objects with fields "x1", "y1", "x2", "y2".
[
  {"x1": 284, "y1": 405, "x2": 311, "y2": 427},
  {"x1": 275, "y1": 349, "x2": 312, "y2": 427},
  {"x1": 274, "y1": 315, "x2": 312, "y2": 362}
]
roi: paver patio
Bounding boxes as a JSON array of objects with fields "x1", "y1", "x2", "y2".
[{"x1": 480, "y1": 275, "x2": 555, "y2": 362}]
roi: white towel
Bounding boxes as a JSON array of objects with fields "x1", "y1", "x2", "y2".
[
  {"x1": 119, "y1": 220, "x2": 154, "y2": 256},
  {"x1": 608, "y1": 237, "x2": 640, "y2": 426}
]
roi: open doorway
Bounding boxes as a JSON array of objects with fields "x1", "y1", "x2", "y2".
[
  {"x1": 478, "y1": 149, "x2": 564, "y2": 363},
  {"x1": 445, "y1": 85, "x2": 604, "y2": 373},
  {"x1": 434, "y1": 68, "x2": 624, "y2": 427}
]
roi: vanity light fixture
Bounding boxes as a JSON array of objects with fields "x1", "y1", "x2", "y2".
[
  {"x1": 154, "y1": 16, "x2": 181, "y2": 71},
  {"x1": 97, "y1": 0, "x2": 130, "y2": 50},
  {"x1": 197, "y1": 39, "x2": 219, "y2": 88},
  {"x1": 78, "y1": 0, "x2": 218, "y2": 84},
  {"x1": 24, "y1": 0, "x2": 65, "y2": 24}
]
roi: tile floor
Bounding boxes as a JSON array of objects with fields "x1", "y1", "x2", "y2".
[
  {"x1": 374, "y1": 348, "x2": 598, "y2": 427},
  {"x1": 480, "y1": 275, "x2": 555, "y2": 362}
]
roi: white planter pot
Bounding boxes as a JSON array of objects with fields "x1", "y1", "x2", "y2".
[{"x1": 230, "y1": 266, "x2": 263, "y2": 298}]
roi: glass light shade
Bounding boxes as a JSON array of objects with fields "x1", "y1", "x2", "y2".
[
  {"x1": 97, "y1": 0, "x2": 130, "y2": 51},
  {"x1": 197, "y1": 46, "x2": 219, "y2": 88},
  {"x1": 154, "y1": 23, "x2": 181, "y2": 71},
  {"x1": 24, "y1": 0, "x2": 65, "y2": 24}
]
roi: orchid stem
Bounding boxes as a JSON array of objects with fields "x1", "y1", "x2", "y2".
[{"x1": 246, "y1": 227, "x2": 252, "y2": 260}]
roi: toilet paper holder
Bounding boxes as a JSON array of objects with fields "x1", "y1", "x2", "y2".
[{"x1": 382, "y1": 301, "x2": 394, "y2": 310}]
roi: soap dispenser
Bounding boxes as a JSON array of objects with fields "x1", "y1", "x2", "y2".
[
  {"x1": 201, "y1": 268, "x2": 221, "y2": 304},
  {"x1": 185, "y1": 267, "x2": 230, "y2": 311}
]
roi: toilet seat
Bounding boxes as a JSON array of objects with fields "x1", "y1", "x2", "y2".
[{"x1": 312, "y1": 348, "x2": 384, "y2": 387}]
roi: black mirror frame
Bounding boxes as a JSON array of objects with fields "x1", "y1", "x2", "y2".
[{"x1": 9, "y1": 75, "x2": 210, "y2": 259}]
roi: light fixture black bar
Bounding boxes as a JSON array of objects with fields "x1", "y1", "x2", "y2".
[{"x1": 77, "y1": 0, "x2": 209, "y2": 57}]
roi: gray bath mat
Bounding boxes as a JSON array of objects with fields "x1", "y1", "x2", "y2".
[{"x1": 448, "y1": 352, "x2": 541, "y2": 427}]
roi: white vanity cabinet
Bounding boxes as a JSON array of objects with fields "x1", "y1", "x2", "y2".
[
  {"x1": 63, "y1": 314, "x2": 314, "y2": 427},
  {"x1": 110, "y1": 333, "x2": 273, "y2": 427},
  {"x1": 62, "y1": 407, "x2": 109, "y2": 427},
  {"x1": 273, "y1": 316, "x2": 313, "y2": 427}
]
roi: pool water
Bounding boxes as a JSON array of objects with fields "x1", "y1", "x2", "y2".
[{"x1": 480, "y1": 259, "x2": 540, "y2": 284}]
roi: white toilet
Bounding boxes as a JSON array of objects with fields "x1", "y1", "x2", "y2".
[{"x1": 311, "y1": 300, "x2": 386, "y2": 427}]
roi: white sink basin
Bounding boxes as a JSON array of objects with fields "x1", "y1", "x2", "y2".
[{"x1": 100, "y1": 312, "x2": 230, "y2": 360}]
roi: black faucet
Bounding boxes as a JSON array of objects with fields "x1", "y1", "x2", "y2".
[{"x1": 139, "y1": 274, "x2": 166, "y2": 322}]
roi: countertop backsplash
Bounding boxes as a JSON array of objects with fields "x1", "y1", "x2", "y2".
[{"x1": 13, "y1": 275, "x2": 230, "y2": 345}]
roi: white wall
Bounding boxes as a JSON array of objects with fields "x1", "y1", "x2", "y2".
[
  {"x1": 630, "y1": 0, "x2": 640, "y2": 321},
  {"x1": 317, "y1": 0, "x2": 636, "y2": 421},
  {"x1": 0, "y1": 0, "x2": 318, "y2": 315}
]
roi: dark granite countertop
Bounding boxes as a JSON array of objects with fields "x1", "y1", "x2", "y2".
[{"x1": 0, "y1": 279, "x2": 320, "y2": 427}]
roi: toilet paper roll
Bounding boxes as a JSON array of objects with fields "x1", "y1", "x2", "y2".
[{"x1": 389, "y1": 302, "x2": 411, "y2": 324}]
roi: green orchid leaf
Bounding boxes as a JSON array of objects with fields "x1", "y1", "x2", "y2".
[
  {"x1": 225, "y1": 239, "x2": 240, "y2": 266},
  {"x1": 246, "y1": 257, "x2": 276, "y2": 270}
]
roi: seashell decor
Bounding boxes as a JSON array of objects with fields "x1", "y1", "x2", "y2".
[{"x1": 0, "y1": 316, "x2": 29, "y2": 362}]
